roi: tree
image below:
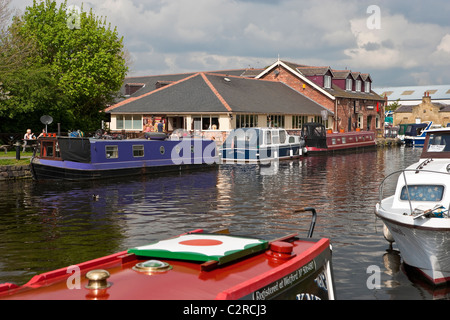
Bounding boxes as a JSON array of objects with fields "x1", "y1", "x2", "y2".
[
  {"x1": 0, "y1": 0, "x2": 128, "y2": 132},
  {"x1": 386, "y1": 99, "x2": 401, "y2": 112}
]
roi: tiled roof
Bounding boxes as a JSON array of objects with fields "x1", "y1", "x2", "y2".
[
  {"x1": 115, "y1": 69, "x2": 260, "y2": 103},
  {"x1": 107, "y1": 72, "x2": 330, "y2": 116},
  {"x1": 296, "y1": 66, "x2": 332, "y2": 76},
  {"x1": 330, "y1": 70, "x2": 351, "y2": 79},
  {"x1": 395, "y1": 102, "x2": 450, "y2": 113},
  {"x1": 324, "y1": 84, "x2": 385, "y2": 101}
]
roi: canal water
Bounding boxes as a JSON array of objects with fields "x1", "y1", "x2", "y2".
[{"x1": 0, "y1": 146, "x2": 447, "y2": 300}]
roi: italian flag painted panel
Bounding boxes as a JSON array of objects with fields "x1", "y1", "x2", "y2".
[{"x1": 128, "y1": 234, "x2": 269, "y2": 265}]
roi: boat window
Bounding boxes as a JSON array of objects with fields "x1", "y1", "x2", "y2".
[
  {"x1": 272, "y1": 131, "x2": 280, "y2": 144},
  {"x1": 331, "y1": 138, "x2": 336, "y2": 145},
  {"x1": 266, "y1": 131, "x2": 272, "y2": 145},
  {"x1": 400, "y1": 185, "x2": 444, "y2": 201},
  {"x1": 106, "y1": 145, "x2": 118, "y2": 159},
  {"x1": 279, "y1": 130, "x2": 286, "y2": 144},
  {"x1": 42, "y1": 141, "x2": 54, "y2": 157},
  {"x1": 427, "y1": 133, "x2": 450, "y2": 152},
  {"x1": 245, "y1": 130, "x2": 258, "y2": 146},
  {"x1": 342, "y1": 137, "x2": 346, "y2": 143},
  {"x1": 289, "y1": 136, "x2": 295, "y2": 144},
  {"x1": 133, "y1": 145, "x2": 144, "y2": 157},
  {"x1": 160, "y1": 146, "x2": 165, "y2": 155}
]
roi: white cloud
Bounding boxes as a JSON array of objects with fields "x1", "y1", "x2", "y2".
[
  {"x1": 436, "y1": 33, "x2": 450, "y2": 53},
  {"x1": 343, "y1": 8, "x2": 450, "y2": 85},
  {"x1": 345, "y1": 13, "x2": 448, "y2": 69},
  {"x1": 9, "y1": 0, "x2": 450, "y2": 85}
]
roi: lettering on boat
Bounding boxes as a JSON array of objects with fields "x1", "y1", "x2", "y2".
[{"x1": 253, "y1": 260, "x2": 317, "y2": 300}]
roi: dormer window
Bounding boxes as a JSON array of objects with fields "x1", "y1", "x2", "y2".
[
  {"x1": 365, "y1": 81, "x2": 371, "y2": 93},
  {"x1": 324, "y1": 75, "x2": 331, "y2": 88},
  {"x1": 346, "y1": 78, "x2": 353, "y2": 91},
  {"x1": 356, "y1": 80, "x2": 361, "y2": 92}
]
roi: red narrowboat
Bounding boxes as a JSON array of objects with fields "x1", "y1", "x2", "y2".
[
  {"x1": 0, "y1": 208, "x2": 335, "y2": 300},
  {"x1": 302, "y1": 122, "x2": 376, "y2": 154}
]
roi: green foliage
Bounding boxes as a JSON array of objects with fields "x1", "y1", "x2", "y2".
[
  {"x1": 0, "y1": 0, "x2": 127, "y2": 132},
  {"x1": 386, "y1": 99, "x2": 401, "y2": 112}
]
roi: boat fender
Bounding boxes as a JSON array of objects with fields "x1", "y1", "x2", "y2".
[
  {"x1": 383, "y1": 224, "x2": 395, "y2": 243},
  {"x1": 265, "y1": 241, "x2": 295, "y2": 261}
]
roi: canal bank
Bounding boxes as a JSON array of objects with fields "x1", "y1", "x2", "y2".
[{"x1": 0, "y1": 164, "x2": 32, "y2": 181}]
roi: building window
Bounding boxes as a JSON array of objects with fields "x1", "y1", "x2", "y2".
[
  {"x1": 116, "y1": 115, "x2": 142, "y2": 131},
  {"x1": 267, "y1": 115, "x2": 285, "y2": 128},
  {"x1": 356, "y1": 80, "x2": 361, "y2": 92},
  {"x1": 358, "y1": 114, "x2": 364, "y2": 129},
  {"x1": 133, "y1": 145, "x2": 144, "y2": 157},
  {"x1": 346, "y1": 78, "x2": 353, "y2": 91},
  {"x1": 365, "y1": 81, "x2": 371, "y2": 93},
  {"x1": 313, "y1": 116, "x2": 328, "y2": 128},
  {"x1": 324, "y1": 75, "x2": 331, "y2": 88},
  {"x1": 202, "y1": 116, "x2": 219, "y2": 130},
  {"x1": 192, "y1": 117, "x2": 202, "y2": 130},
  {"x1": 236, "y1": 114, "x2": 258, "y2": 128},
  {"x1": 192, "y1": 115, "x2": 220, "y2": 130},
  {"x1": 292, "y1": 115, "x2": 308, "y2": 129}
]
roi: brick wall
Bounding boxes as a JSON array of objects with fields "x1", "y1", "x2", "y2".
[
  {"x1": 262, "y1": 68, "x2": 335, "y2": 113},
  {"x1": 261, "y1": 66, "x2": 384, "y2": 133}
]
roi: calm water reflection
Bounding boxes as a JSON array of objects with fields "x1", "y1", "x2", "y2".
[{"x1": 0, "y1": 146, "x2": 447, "y2": 299}]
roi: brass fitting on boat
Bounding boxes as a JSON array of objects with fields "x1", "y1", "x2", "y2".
[
  {"x1": 132, "y1": 260, "x2": 172, "y2": 274},
  {"x1": 85, "y1": 269, "x2": 111, "y2": 290}
]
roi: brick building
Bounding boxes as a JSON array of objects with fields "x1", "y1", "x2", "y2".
[
  {"x1": 256, "y1": 60, "x2": 386, "y2": 134},
  {"x1": 393, "y1": 93, "x2": 450, "y2": 126}
]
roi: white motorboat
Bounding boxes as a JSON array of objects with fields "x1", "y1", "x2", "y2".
[
  {"x1": 219, "y1": 128, "x2": 305, "y2": 163},
  {"x1": 376, "y1": 128, "x2": 450, "y2": 285}
]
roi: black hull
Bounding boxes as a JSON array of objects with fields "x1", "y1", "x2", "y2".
[{"x1": 31, "y1": 163, "x2": 216, "y2": 181}]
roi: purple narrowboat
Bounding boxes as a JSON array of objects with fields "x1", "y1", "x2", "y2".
[{"x1": 30, "y1": 135, "x2": 218, "y2": 181}]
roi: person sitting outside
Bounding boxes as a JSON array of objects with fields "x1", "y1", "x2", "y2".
[
  {"x1": 23, "y1": 129, "x2": 36, "y2": 152},
  {"x1": 38, "y1": 129, "x2": 46, "y2": 138}
]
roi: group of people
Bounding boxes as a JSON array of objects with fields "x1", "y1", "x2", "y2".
[
  {"x1": 143, "y1": 120, "x2": 164, "y2": 133},
  {"x1": 22, "y1": 129, "x2": 46, "y2": 152},
  {"x1": 24, "y1": 128, "x2": 46, "y2": 140}
]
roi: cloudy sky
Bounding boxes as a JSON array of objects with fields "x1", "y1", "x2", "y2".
[{"x1": 10, "y1": 0, "x2": 450, "y2": 87}]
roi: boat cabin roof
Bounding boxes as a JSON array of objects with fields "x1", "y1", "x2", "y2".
[
  {"x1": 0, "y1": 231, "x2": 331, "y2": 300},
  {"x1": 302, "y1": 123, "x2": 327, "y2": 138},
  {"x1": 231, "y1": 127, "x2": 287, "y2": 132}
]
